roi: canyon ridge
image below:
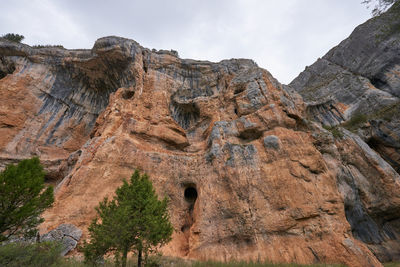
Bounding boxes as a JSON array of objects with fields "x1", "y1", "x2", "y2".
[{"x1": 0, "y1": 2, "x2": 399, "y2": 267}]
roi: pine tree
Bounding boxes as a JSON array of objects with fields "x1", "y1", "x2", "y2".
[
  {"x1": 83, "y1": 170, "x2": 173, "y2": 267},
  {"x1": 0, "y1": 157, "x2": 54, "y2": 242}
]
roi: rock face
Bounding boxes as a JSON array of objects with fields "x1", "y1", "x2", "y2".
[
  {"x1": 1, "y1": 10, "x2": 400, "y2": 266},
  {"x1": 290, "y1": 2, "x2": 400, "y2": 172},
  {"x1": 0, "y1": 37, "x2": 136, "y2": 180},
  {"x1": 291, "y1": 2, "x2": 400, "y2": 262},
  {"x1": 41, "y1": 224, "x2": 82, "y2": 256}
]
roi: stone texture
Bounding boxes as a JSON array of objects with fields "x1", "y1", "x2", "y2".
[
  {"x1": 290, "y1": 2, "x2": 400, "y2": 176},
  {"x1": 1, "y1": 30, "x2": 398, "y2": 267},
  {"x1": 41, "y1": 224, "x2": 82, "y2": 256},
  {"x1": 291, "y1": 5, "x2": 400, "y2": 260},
  {"x1": 263, "y1": 135, "x2": 280, "y2": 150},
  {"x1": 0, "y1": 36, "x2": 138, "y2": 181}
]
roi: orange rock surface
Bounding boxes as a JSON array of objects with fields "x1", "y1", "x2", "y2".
[{"x1": 2, "y1": 36, "x2": 400, "y2": 266}]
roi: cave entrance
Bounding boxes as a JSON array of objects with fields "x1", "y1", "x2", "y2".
[
  {"x1": 181, "y1": 184, "x2": 198, "y2": 255},
  {"x1": 184, "y1": 186, "x2": 197, "y2": 204}
]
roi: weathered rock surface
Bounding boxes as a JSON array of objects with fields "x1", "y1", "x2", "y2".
[
  {"x1": 1, "y1": 18, "x2": 400, "y2": 266},
  {"x1": 291, "y1": 2, "x2": 400, "y2": 124},
  {"x1": 41, "y1": 224, "x2": 82, "y2": 256},
  {"x1": 0, "y1": 37, "x2": 137, "y2": 180},
  {"x1": 291, "y1": 2, "x2": 400, "y2": 262}
]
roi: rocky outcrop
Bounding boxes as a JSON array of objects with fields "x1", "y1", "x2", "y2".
[
  {"x1": 0, "y1": 37, "x2": 137, "y2": 180},
  {"x1": 1, "y1": 23, "x2": 399, "y2": 266},
  {"x1": 41, "y1": 224, "x2": 82, "y2": 256},
  {"x1": 291, "y1": 2, "x2": 400, "y2": 124},
  {"x1": 312, "y1": 125, "x2": 400, "y2": 262},
  {"x1": 291, "y1": 2, "x2": 400, "y2": 262}
]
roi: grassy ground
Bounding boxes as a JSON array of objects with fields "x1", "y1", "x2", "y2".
[
  {"x1": 384, "y1": 263, "x2": 400, "y2": 267},
  {"x1": 56, "y1": 255, "x2": 347, "y2": 267}
]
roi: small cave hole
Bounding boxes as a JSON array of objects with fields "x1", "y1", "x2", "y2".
[
  {"x1": 184, "y1": 186, "x2": 198, "y2": 203},
  {"x1": 0, "y1": 60, "x2": 15, "y2": 80},
  {"x1": 234, "y1": 107, "x2": 238, "y2": 115},
  {"x1": 238, "y1": 129, "x2": 263, "y2": 142},
  {"x1": 122, "y1": 89, "x2": 135, "y2": 100},
  {"x1": 234, "y1": 83, "x2": 246, "y2": 94},
  {"x1": 370, "y1": 77, "x2": 387, "y2": 89}
]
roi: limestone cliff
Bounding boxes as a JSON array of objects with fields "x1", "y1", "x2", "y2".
[
  {"x1": 291, "y1": 2, "x2": 400, "y2": 262},
  {"x1": 0, "y1": 10, "x2": 399, "y2": 266}
]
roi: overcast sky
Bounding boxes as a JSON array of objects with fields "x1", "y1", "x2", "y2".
[{"x1": 1, "y1": 0, "x2": 372, "y2": 83}]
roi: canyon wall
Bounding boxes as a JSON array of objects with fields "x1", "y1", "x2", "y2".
[
  {"x1": 1, "y1": 4, "x2": 400, "y2": 266},
  {"x1": 291, "y1": 2, "x2": 400, "y2": 262}
]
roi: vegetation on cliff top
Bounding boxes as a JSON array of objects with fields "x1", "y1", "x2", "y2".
[{"x1": 1, "y1": 33, "x2": 24, "y2": 43}]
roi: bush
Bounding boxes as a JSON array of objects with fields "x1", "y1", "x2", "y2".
[
  {"x1": 1, "y1": 33, "x2": 24, "y2": 43},
  {"x1": 322, "y1": 125, "x2": 343, "y2": 139},
  {"x1": 342, "y1": 113, "x2": 368, "y2": 131},
  {"x1": 0, "y1": 241, "x2": 63, "y2": 267},
  {"x1": 32, "y1": 44, "x2": 65, "y2": 49}
]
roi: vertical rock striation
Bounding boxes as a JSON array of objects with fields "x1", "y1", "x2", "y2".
[{"x1": 291, "y1": 2, "x2": 400, "y2": 262}]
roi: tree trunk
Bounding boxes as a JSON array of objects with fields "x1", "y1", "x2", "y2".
[
  {"x1": 137, "y1": 248, "x2": 142, "y2": 267},
  {"x1": 122, "y1": 246, "x2": 128, "y2": 267}
]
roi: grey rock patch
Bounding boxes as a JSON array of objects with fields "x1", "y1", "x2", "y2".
[
  {"x1": 41, "y1": 224, "x2": 82, "y2": 256},
  {"x1": 263, "y1": 135, "x2": 280, "y2": 150},
  {"x1": 205, "y1": 143, "x2": 221, "y2": 163},
  {"x1": 223, "y1": 143, "x2": 257, "y2": 167}
]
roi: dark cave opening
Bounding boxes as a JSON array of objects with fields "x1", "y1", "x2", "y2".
[
  {"x1": 121, "y1": 89, "x2": 135, "y2": 99},
  {"x1": 370, "y1": 76, "x2": 387, "y2": 90},
  {"x1": 238, "y1": 129, "x2": 263, "y2": 142},
  {"x1": 0, "y1": 58, "x2": 16, "y2": 80},
  {"x1": 184, "y1": 186, "x2": 198, "y2": 203},
  {"x1": 234, "y1": 83, "x2": 246, "y2": 94},
  {"x1": 180, "y1": 184, "x2": 198, "y2": 255}
]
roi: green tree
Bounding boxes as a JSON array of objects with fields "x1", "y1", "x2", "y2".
[
  {"x1": 83, "y1": 170, "x2": 173, "y2": 267},
  {"x1": 1, "y1": 33, "x2": 24, "y2": 43},
  {"x1": 0, "y1": 157, "x2": 54, "y2": 242}
]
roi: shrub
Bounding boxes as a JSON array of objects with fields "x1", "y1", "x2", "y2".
[
  {"x1": 322, "y1": 125, "x2": 343, "y2": 139},
  {"x1": 1, "y1": 33, "x2": 24, "y2": 43},
  {"x1": 32, "y1": 44, "x2": 65, "y2": 49},
  {"x1": 342, "y1": 113, "x2": 368, "y2": 132},
  {"x1": 0, "y1": 241, "x2": 62, "y2": 267}
]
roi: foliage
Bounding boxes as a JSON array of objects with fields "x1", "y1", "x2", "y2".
[
  {"x1": 362, "y1": 0, "x2": 398, "y2": 16},
  {"x1": 83, "y1": 170, "x2": 173, "y2": 267},
  {"x1": 384, "y1": 263, "x2": 400, "y2": 267},
  {"x1": 322, "y1": 125, "x2": 343, "y2": 139},
  {"x1": 371, "y1": 102, "x2": 400, "y2": 122},
  {"x1": 32, "y1": 44, "x2": 65, "y2": 49},
  {"x1": 0, "y1": 241, "x2": 63, "y2": 267},
  {"x1": 0, "y1": 157, "x2": 54, "y2": 242},
  {"x1": 1, "y1": 33, "x2": 24, "y2": 43},
  {"x1": 341, "y1": 113, "x2": 368, "y2": 132}
]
